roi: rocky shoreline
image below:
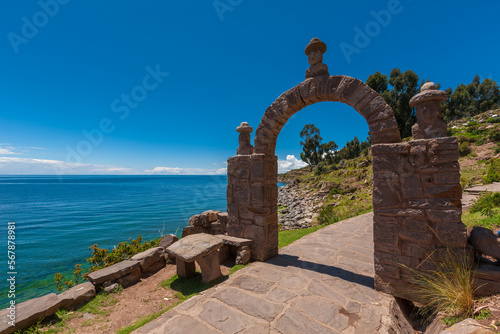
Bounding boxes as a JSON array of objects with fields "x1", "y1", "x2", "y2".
[{"x1": 277, "y1": 181, "x2": 328, "y2": 230}]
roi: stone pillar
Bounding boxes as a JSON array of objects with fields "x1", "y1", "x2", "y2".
[
  {"x1": 227, "y1": 151, "x2": 278, "y2": 261},
  {"x1": 372, "y1": 137, "x2": 472, "y2": 300}
]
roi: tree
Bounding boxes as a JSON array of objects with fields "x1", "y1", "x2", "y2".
[
  {"x1": 366, "y1": 71, "x2": 387, "y2": 94},
  {"x1": 299, "y1": 124, "x2": 337, "y2": 166},
  {"x1": 442, "y1": 75, "x2": 500, "y2": 121},
  {"x1": 320, "y1": 141, "x2": 338, "y2": 164},
  {"x1": 367, "y1": 68, "x2": 421, "y2": 139}
]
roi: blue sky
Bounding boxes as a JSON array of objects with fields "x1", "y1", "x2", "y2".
[{"x1": 0, "y1": 0, "x2": 498, "y2": 175}]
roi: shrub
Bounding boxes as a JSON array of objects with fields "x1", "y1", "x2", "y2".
[
  {"x1": 487, "y1": 117, "x2": 500, "y2": 123},
  {"x1": 317, "y1": 205, "x2": 339, "y2": 225},
  {"x1": 484, "y1": 159, "x2": 500, "y2": 184},
  {"x1": 470, "y1": 192, "x2": 500, "y2": 217},
  {"x1": 329, "y1": 187, "x2": 344, "y2": 196},
  {"x1": 87, "y1": 236, "x2": 160, "y2": 273},
  {"x1": 54, "y1": 264, "x2": 83, "y2": 291},
  {"x1": 489, "y1": 129, "x2": 500, "y2": 142},
  {"x1": 457, "y1": 135, "x2": 470, "y2": 144},
  {"x1": 314, "y1": 161, "x2": 327, "y2": 175},
  {"x1": 54, "y1": 236, "x2": 160, "y2": 290},
  {"x1": 459, "y1": 142, "x2": 471, "y2": 157}
]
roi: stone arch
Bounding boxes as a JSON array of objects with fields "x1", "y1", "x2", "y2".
[
  {"x1": 227, "y1": 74, "x2": 468, "y2": 301},
  {"x1": 253, "y1": 75, "x2": 401, "y2": 156}
]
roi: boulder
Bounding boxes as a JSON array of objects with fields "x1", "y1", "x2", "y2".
[
  {"x1": 86, "y1": 260, "x2": 140, "y2": 285},
  {"x1": 0, "y1": 293, "x2": 61, "y2": 334},
  {"x1": 159, "y1": 234, "x2": 178, "y2": 250},
  {"x1": 104, "y1": 283, "x2": 119, "y2": 293},
  {"x1": 235, "y1": 245, "x2": 252, "y2": 265},
  {"x1": 216, "y1": 212, "x2": 228, "y2": 225},
  {"x1": 58, "y1": 282, "x2": 95, "y2": 310},
  {"x1": 182, "y1": 225, "x2": 203, "y2": 238},
  {"x1": 470, "y1": 227, "x2": 500, "y2": 259},
  {"x1": 130, "y1": 247, "x2": 165, "y2": 272},
  {"x1": 188, "y1": 214, "x2": 201, "y2": 226}
]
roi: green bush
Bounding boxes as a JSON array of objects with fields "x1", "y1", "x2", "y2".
[
  {"x1": 470, "y1": 192, "x2": 500, "y2": 217},
  {"x1": 329, "y1": 187, "x2": 344, "y2": 196},
  {"x1": 489, "y1": 129, "x2": 500, "y2": 142},
  {"x1": 458, "y1": 141, "x2": 471, "y2": 157},
  {"x1": 54, "y1": 235, "x2": 160, "y2": 291},
  {"x1": 86, "y1": 236, "x2": 160, "y2": 273},
  {"x1": 484, "y1": 159, "x2": 500, "y2": 184},
  {"x1": 317, "y1": 205, "x2": 339, "y2": 225},
  {"x1": 314, "y1": 161, "x2": 327, "y2": 175},
  {"x1": 487, "y1": 117, "x2": 500, "y2": 123},
  {"x1": 54, "y1": 264, "x2": 83, "y2": 291},
  {"x1": 457, "y1": 135, "x2": 471, "y2": 144}
]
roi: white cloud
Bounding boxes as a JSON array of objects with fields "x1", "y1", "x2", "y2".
[
  {"x1": 278, "y1": 155, "x2": 307, "y2": 174},
  {"x1": 145, "y1": 166, "x2": 227, "y2": 175},
  {"x1": 0, "y1": 144, "x2": 48, "y2": 155},
  {"x1": 0, "y1": 145, "x2": 21, "y2": 155},
  {"x1": 0, "y1": 157, "x2": 136, "y2": 175}
]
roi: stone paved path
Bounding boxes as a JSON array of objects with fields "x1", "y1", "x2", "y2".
[
  {"x1": 463, "y1": 182, "x2": 500, "y2": 209},
  {"x1": 132, "y1": 213, "x2": 403, "y2": 334}
]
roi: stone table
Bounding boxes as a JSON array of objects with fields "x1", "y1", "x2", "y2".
[{"x1": 166, "y1": 233, "x2": 224, "y2": 283}]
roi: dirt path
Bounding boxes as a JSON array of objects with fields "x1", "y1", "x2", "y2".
[
  {"x1": 46, "y1": 262, "x2": 234, "y2": 334},
  {"x1": 56, "y1": 265, "x2": 178, "y2": 333}
]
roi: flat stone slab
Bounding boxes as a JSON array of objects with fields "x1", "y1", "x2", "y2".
[
  {"x1": 130, "y1": 247, "x2": 165, "y2": 271},
  {"x1": 86, "y1": 260, "x2": 140, "y2": 285},
  {"x1": 58, "y1": 282, "x2": 96, "y2": 310},
  {"x1": 220, "y1": 235, "x2": 253, "y2": 247},
  {"x1": 132, "y1": 213, "x2": 412, "y2": 334},
  {"x1": 0, "y1": 293, "x2": 61, "y2": 334},
  {"x1": 166, "y1": 233, "x2": 223, "y2": 262}
]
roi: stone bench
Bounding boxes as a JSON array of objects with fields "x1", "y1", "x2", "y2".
[
  {"x1": 219, "y1": 235, "x2": 253, "y2": 265},
  {"x1": 166, "y1": 233, "x2": 223, "y2": 284}
]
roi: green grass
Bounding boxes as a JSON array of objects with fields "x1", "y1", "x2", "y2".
[
  {"x1": 278, "y1": 225, "x2": 323, "y2": 248},
  {"x1": 79, "y1": 292, "x2": 118, "y2": 316},
  {"x1": 463, "y1": 210, "x2": 500, "y2": 230},
  {"x1": 463, "y1": 192, "x2": 500, "y2": 230}
]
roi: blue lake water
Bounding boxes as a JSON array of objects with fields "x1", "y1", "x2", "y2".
[{"x1": 0, "y1": 175, "x2": 232, "y2": 309}]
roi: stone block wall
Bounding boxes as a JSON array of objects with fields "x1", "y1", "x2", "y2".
[
  {"x1": 372, "y1": 136, "x2": 472, "y2": 298},
  {"x1": 226, "y1": 153, "x2": 279, "y2": 261},
  {"x1": 182, "y1": 210, "x2": 229, "y2": 237}
]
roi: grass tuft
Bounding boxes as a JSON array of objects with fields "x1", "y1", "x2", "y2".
[{"x1": 403, "y1": 246, "x2": 477, "y2": 321}]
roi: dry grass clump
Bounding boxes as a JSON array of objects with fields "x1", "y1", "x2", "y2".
[{"x1": 404, "y1": 247, "x2": 477, "y2": 319}]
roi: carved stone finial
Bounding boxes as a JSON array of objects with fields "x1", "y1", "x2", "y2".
[
  {"x1": 421, "y1": 82, "x2": 437, "y2": 92},
  {"x1": 410, "y1": 82, "x2": 448, "y2": 139},
  {"x1": 305, "y1": 38, "x2": 329, "y2": 79},
  {"x1": 236, "y1": 122, "x2": 253, "y2": 155}
]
